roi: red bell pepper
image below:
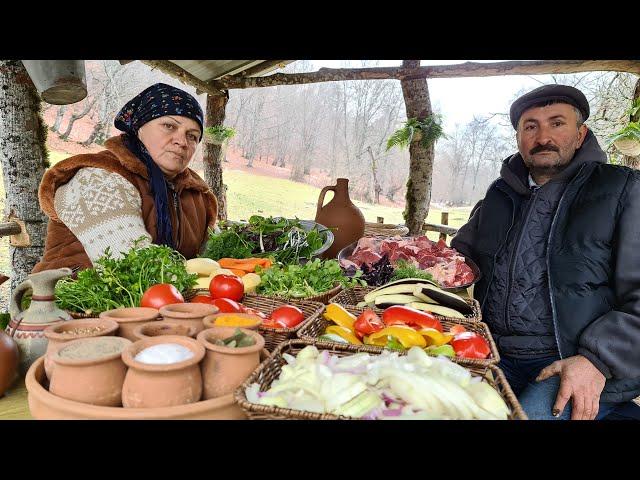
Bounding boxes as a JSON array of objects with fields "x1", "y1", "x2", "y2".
[
  {"x1": 353, "y1": 309, "x2": 384, "y2": 339},
  {"x1": 451, "y1": 331, "x2": 491, "y2": 359},
  {"x1": 381, "y1": 306, "x2": 443, "y2": 332}
]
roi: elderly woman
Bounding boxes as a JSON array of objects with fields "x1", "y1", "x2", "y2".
[{"x1": 32, "y1": 83, "x2": 218, "y2": 273}]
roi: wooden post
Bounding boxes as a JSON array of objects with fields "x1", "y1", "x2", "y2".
[
  {"x1": 400, "y1": 60, "x2": 435, "y2": 235},
  {"x1": 0, "y1": 60, "x2": 49, "y2": 293},
  {"x1": 440, "y1": 211, "x2": 449, "y2": 241},
  {"x1": 204, "y1": 92, "x2": 229, "y2": 221},
  {"x1": 377, "y1": 216, "x2": 384, "y2": 224}
]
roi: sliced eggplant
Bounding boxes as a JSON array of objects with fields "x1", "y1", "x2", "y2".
[
  {"x1": 374, "y1": 294, "x2": 422, "y2": 308},
  {"x1": 412, "y1": 286, "x2": 438, "y2": 304},
  {"x1": 409, "y1": 302, "x2": 466, "y2": 319},
  {"x1": 414, "y1": 284, "x2": 473, "y2": 315},
  {"x1": 364, "y1": 283, "x2": 427, "y2": 304}
]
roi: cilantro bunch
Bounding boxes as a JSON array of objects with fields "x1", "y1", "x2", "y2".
[
  {"x1": 55, "y1": 239, "x2": 197, "y2": 315},
  {"x1": 256, "y1": 259, "x2": 365, "y2": 298}
]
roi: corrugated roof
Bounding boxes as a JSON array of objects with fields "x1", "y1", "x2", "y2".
[{"x1": 168, "y1": 60, "x2": 293, "y2": 82}]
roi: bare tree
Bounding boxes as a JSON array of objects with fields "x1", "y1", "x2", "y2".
[{"x1": 51, "y1": 105, "x2": 67, "y2": 133}]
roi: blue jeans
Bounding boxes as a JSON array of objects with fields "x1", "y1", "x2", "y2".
[{"x1": 498, "y1": 355, "x2": 640, "y2": 420}]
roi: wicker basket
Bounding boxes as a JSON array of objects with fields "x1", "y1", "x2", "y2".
[
  {"x1": 239, "y1": 295, "x2": 325, "y2": 351},
  {"x1": 329, "y1": 286, "x2": 482, "y2": 323},
  {"x1": 246, "y1": 283, "x2": 343, "y2": 305},
  {"x1": 298, "y1": 302, "x2": 499, "y2": 365},
  {"x1": 67, "y1": 311, "x2": 99, "y2": 319},
  {"x1": 363, "y1": 222, "x2": 410, "y2": 237},
  {"x1": 234, "y1": 339, "x2": 526, "y2": 420}
]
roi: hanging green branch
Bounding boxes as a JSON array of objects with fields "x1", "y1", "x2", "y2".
[
  {"x1": 386, "y1": 115, "x2": 447, "y2": 151},
  {"x1": 204, "y1": 125, "x2": 236, "y2": 144}
]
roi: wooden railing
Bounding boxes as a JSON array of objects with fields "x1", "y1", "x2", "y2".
[{"x1": 373, "y1": 212, "x2": 459, "y2": 241}]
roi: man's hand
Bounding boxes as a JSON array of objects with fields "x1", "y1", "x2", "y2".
[{"x1": 535, "y1": 355, "x2": 606, "y2": 420}]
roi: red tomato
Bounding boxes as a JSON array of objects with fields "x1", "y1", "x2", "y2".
[
  {"x1": 449, "y1": 324, "x2": 467, "y2": 335},
  {"x1": 141, "y1": 284, "x2": 184, "y2": 309},
  {"x1": 269, "y1": 305, "x2": 305, "y2": 329},
  {"x1": 382, "y1": 306, "x2": 443, "y2": 332},
  {"x1": 451, "y1": 332, "x2": 491, "y2": 359},
  {"x1": 242, "y1": 307, "x2": 268, "y2": 320},
  {"x1": 210, "y1": 297, "x2": 243, "y2": 313},
  {"x1": 209, "y1": 274, "x2": 244, "y2": 301},
  {"x1": 353, "y1": 309, "x2": 384, "y2": 338},
  {"x1": 190, "y1": 295, "x2": 214, "y2": 304}
]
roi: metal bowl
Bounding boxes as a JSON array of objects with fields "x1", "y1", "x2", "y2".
[
  {"x1": 221, "y1": 218, "x2": 334, "y2": 260},
  {"x1": 337, "y1": 239, "x2": 482, "y2": 292}
]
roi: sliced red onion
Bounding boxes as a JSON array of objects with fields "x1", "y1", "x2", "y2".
[{"x1": 382, "y1": 408, "x2": 403, "y2": 416}]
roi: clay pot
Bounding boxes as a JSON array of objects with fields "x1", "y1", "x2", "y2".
[
  {"x1": 49, "y1": 336, "x2": 131, "y2": 407},
  {"x1": 158, "y1": 303, "x2": 218, "y2": 335},
  {"x1": 0, "y1": 330, "x2": 19, "y2": 397},
  {"x1": 131, "y1": 321, "x2": 198, "y2": 342},
  {"x1": 43, "y1": 317, "x2": 119, "y2": 381},
  {"x1": 202, "y1": 312, "x2": 263, "y2": 331},
  {"x1": 99, "y1": 307, "x2": 160, "y2": 342},
  {"x1": 25, "y1": 356, "x2": 247, "y2": 419},
  {"x1": 315, "y1": 178, "x2": 365, "y2": 259},
  {"x1": 197, "y1": 326, "x2": 265, "y2": 400},
  {"x1": 121, "y1": 335, "x2": 205, "y2": 408}
]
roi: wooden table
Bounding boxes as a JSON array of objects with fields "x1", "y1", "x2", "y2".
[{"x1": 0, "y1": 377, "x2": 32, "y2": 420}]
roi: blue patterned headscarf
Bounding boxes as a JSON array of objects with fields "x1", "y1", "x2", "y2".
[{"x1": 114, "y1": 83, "x2": 205, "y2": 248}]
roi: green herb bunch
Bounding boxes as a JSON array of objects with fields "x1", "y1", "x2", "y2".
[
  {"x1": 391, "y1": 259, "x2": 435, "y2": 282},
  {"x1": 256, "y1": 259, "x2": 365, "y2": 298},
  {"x1": 55, "y1": 238, "x2": 197, "y2": 315},
  {"x1": 202, "y1": 215, "x2": 326, "y2": 265}
]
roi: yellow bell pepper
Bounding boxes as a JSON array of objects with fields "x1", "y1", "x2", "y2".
[
  {"x1": 323, "y1": 303, "x2": 357, "y2": 332},
  {"x1": 365, "y1": 326, "x2": 427, "y2": 348},
  {"x1": 325, "y1": 325, "x2": 363, "y2": 345},
  {"x1": 416, "y1": 328, "x2": 454, "y2": 347}
]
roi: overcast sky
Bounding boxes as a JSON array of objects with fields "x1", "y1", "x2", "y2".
[{"x1": 310, "y1": 60, "x2": 557, "y2": 132}]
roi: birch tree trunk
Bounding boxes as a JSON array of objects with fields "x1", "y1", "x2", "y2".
[
  {"x1": 622, "y1": 77, "x2": 640, "y2": 169},
  {"x1": 400, "y1": 60, "x2": 435, "y2": 234},
  {"x1": 204, "y1": 93, "x2": 229, "y2": 221},
  {"x1": 51, "y1": 105, "x2": 67, "y2": 133},
  {"x1": 0, "y1": 60, "x2": 49, "y2": 293}
]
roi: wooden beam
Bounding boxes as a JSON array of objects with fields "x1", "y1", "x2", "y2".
[
  {"x1": 236, "y1": 60, "x2": 290, "y2": 77},
  {"x1": 0, "y1": 222, "x2": 22, "y2": 237},
  {"x1": 212, "y1": 60, "x2": 640, "y2": 90},
  {"x1": 138, "y1": 60, "x2": 226, "y2": 97}
]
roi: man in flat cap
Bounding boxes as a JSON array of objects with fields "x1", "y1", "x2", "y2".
[{"x1": 452, "y1": 84, "x2": 640, "y2": 420}]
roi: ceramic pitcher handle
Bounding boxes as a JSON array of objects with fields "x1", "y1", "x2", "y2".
[
  {"x1": 9, "y1": 279, "x2": 32, "y2": 338},
  {"x1": 317, "y1": 186, "x2": 335, "y2": 213}
]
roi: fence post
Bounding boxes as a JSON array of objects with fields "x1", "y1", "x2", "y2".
[
  {"x1": 377, "y1": 216, "x2": 384, "y2": 224},
  {"x1": 440, "y1": 211, "x2": 449, "y2": 241}
]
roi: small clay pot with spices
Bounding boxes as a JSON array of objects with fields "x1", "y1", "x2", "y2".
[
  {"x1": 158, "y1": 303, "x2": 218, "y2": 335},
  {"x1": 131, "y1": 320, "x2": 198, "y2": 342},
  {"x1": 43, "y1": 317, "x2": 119, "y2": 381},
  {"x1": 197, "y1": 326, "x2": 265, "y2": 400},
  {"x1": 121, "y1": 335, "x2": 205, "y2": 408},
  {"x1": 49, "y1": 336, "x2": 131, "y2": 407},
  {"x1": 99, "y1": 307, "x2": 160, "y2": 342}
]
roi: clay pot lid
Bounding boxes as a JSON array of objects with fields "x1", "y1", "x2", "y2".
[
  {"x1": 197, "y1": 326, "x2": 265, "y2": 355},
  {"x1": 99, "y1": 307, "x2": 160, "y2": 324},
  {"x1": 25, "y1": 357, "x2": 240, "y2": 419},
  {"x1": 122, "y1": 335, "x2": 205, "y2": 372},
  {"x1": 133, "y1": 321, "x2": 198, "y2": 341},
  {"x1": 53, "y1": 336, "x2": 132, "y2": 367},
  {"x1": 44, "y1": 318, "x2": 119, "y2": 341},
  {"x1": 202, "y1": 313, "x2": 263, "y2": 330},
  {"x1": 159, "y1": 303, "x2": 218, "y2": 319}
]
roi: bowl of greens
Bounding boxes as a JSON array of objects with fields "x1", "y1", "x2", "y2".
[{"x1": 202, "y1": 215, "x2": 334, "y2": 265}]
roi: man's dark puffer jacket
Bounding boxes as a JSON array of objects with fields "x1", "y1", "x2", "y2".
[{"x1": 452, "y1": 131, "x2": 640, "y2": 403}]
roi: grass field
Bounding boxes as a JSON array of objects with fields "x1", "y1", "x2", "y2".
[{"x1": 0, "y1": 150, "x2": 471, "y2": 306}]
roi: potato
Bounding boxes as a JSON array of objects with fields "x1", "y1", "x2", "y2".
[{"x1": 185, "y1": 258, "x2": 220, "y2": 276}]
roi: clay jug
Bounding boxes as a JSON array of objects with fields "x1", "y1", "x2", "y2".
[
  {"x1": 315, "y1": 178, "x2": 365, "y2": 259},
  {"x1": 7, "y1": 268, "x2": 73, "y2": 373},
  {"x1": 0, "y1": 274, "x2": 19, "y2": 397}
]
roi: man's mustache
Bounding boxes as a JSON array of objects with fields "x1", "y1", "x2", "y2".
[{"x1": 530, "y1": 143, "x2": 559, "y2": 155}]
